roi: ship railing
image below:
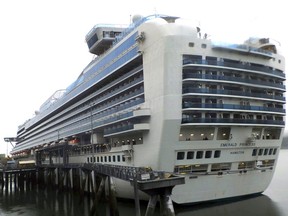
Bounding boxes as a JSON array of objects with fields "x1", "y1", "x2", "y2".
[
  {"x1": 181, "y1": 117, "x2": 285, "y2": 126},
  {"x1": 25, "y1": 40, "x2": 140, "y2": 130},
  {"x1": 183, "y1": 59, "x2": 285, "y2": 78},
  {"x1": 182, "y1": 103, "x2": 285, "y2": 113},
  {"x1": 182, "y1": 88, "x2": 285, "y2": 101},
  {"x1": 211, "y1": 41, "x2": 274, "y2": 56},
  {"x1": 183, "y1": 73, "x2": 285, "y2": 90}
]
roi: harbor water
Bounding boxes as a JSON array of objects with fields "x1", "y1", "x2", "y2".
[{"x1": 1, "y1": 150, "x2": 288, "y2": 216}]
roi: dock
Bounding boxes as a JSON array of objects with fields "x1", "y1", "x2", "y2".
[{"x1": 0, "y1": 163, "x2": 185, "y2": 216}]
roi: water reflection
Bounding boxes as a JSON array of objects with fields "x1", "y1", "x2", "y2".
[
  {"x1": 0, "y1": 150, "x2": 287, "y2": 216},
  {"x1": 175, "y1": 195, "x2": 282, "y2": 216}
]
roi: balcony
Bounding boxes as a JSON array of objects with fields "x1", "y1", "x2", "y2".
[
  {"x1": 181, "y1": 118, "x2": 284, "y2": 126},
  {"x1": 103, "y1": 123, "x2": 150, "y2": 137},
  {"x1": 182, "y1": 88, "x2": 285, "y2": 102},
  {"x1": 182, "y1": 73, "x2": 285, "y2": 90},
  {"x1": 183, "y1": 59, "x2": 285, "y2": 78},
  {"x1": 182, "y1": 103, "x2": 285, "y2": 114}
]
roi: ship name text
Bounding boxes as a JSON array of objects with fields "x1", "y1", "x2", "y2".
[{"x1": 220, "y1": 142, "x2": 255, "y2": 148}]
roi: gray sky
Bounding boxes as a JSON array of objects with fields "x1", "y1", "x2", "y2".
[{"x1": 0, "y1": 0, "x2": 287, "y2": 154}]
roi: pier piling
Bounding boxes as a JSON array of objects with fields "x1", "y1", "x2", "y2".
[{"x1": 1, "y1": 163, "x2": 184, "y2": 216}]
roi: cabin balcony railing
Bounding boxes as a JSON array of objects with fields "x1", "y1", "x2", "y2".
[
  {"x1": 182, "y1": 103, "x2": 285, "y2": 114},
  {"x1": 181, "y1": 118, "x2": 285, "y2": 126},
  {"x1": 182, "y1": 88, "x2": 285, "y2": 101},
  {"x1": 182, "y1": 74, "x2": 285, "y2": 90},
  {"x1": 182, "y1": 59, "x2": 285, "y2": 78}
]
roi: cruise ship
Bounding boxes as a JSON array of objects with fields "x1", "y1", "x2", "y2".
[{"x1": 10, "y1": 14, "x2": 285, "y2": 204}]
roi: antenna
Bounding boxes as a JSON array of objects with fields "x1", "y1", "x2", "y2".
[{"x1": 154, "y1": 7, "x2": 158, "y2": 16}]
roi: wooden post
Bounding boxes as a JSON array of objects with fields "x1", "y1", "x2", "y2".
[
  {"x1": 133, "y1": 175, "x2": 141, "y2": 216},
  {"x1": 108, "y1": 176, "x2": 119, "y2": 216},
  {"x1": 145, "y1": 195, "x2": 158, "y2": 216},
  {"x1": 89, "y1": 175, "x2": 106, "y2": 216},
  {"x1": 159, "y1": 188, "x2": 175, "y2": 216}
]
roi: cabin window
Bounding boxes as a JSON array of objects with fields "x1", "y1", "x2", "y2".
[
  {"x1": 117, "y1": 155, "x2": 121, "y2": 162},
  {"x1": 252, "y1": 149, "x2": 257, "y2": 156},
  {"x1": 177, "y1": 152, "x2": 185, "y2": 160},
  {"x1": 196, "y1": 151, "x2": 203, "y2": 159},
  {"x1": 273, "y1": 148, "x2": 277, "y2": 155},
  {"x1": 214, "y1": 150, "x2": 221, "y2": 158},
  {"x1": 205, "y1": 151, "x2": 212, "y2": 158},
  {"x1": 187, "y1": 151, "x2": 194, "y2": 159},
  {"x1": 201, "y1": 44, "x2": 207, "y2": 48},
  {"x1": 113, "y1": 155, "x2": 116, "y2": 162},
  {"x1": 258, "y1": 149, "x2": 263, "y2": 156},
  {"x1": 269, "y1": 148, "x2": 273, "y2": 155},
  {"x1": 189, "y1": 42, "x2": 194, "y2": 47}
]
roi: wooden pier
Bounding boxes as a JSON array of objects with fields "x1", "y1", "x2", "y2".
[{"x1": 1, "y1": 163, "x2": 185, "y2": 216}]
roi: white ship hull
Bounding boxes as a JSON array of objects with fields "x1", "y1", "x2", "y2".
[{"x1": 11, "y1": 15, "x2": 285, "y2": 204}]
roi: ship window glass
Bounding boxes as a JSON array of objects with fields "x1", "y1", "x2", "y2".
[
  {"x1": 252, "y1": 149, "x2": 257, "y2": 156},
  {"x1": 201, "y1": 44, "x2": 207, "y2": 48},
  {"x1": 211, "y1": 163, "x2": 231, "y2": 171},
  {"x1": 257, "y1": 160, "x2": 275, "y2": 167},
  {"x1": 187, "y1": 151, "x2": 194, "y2": 159},
  {"x1": 217, "y1": 127, "x2": 231, "y2": 140},
  {"x1": 104, "y1": 156, "x2": 107, "y2": 162},
  {"x1": 258, "y1": 149, "x2": 263, "y2": 156},
  {"x1": 273, "y1": 148, "x2": 277, "y2": 155},
  {"x1": 192, "y1": 164, "x2": 208, "y2": 173},
  {"x1": 196, "y1": 151, "x2": 203, "y2": 159},
  {"x1": 122, "y1": 155, "x2": 125, "y2": 162},
  {"x1": 263, "y1": 128, "x2": 281, "y2": 139},
  {"x1": 87, "y1": 157, "x2": 89, "y2": 163},
  {"x1": 117, "y1": 155, "x2": 121, "y2": 162},
  {"x1": 97, "y1": 157, "x2": 100, "y2": 162},
  {"x1": 269, "y1": 148, "x2": 273, "y2": 155},
  {"x1": 113, "y1": 155, "x2": 116, "y2": 162},
  {"x1": 238, "y1": 161, "x2": 255, "y2": 169},
  {"x1": 100, "y1": 156, "x2": 103, "y2": 162},
  {"x1": 214, "y1": 150, "x2": 221, "y2": 158},
  {"x1": 174, "y1": 165, "x2": 192, "y2": 174},
  {"x1": 264, "y1": 149, "x2": 268, "y2": 155},
  {"x1": 177, "y1": 152, "x2": 185, "y2": 160},
  {"x1": 188, "y1": 42, "x2": 194, "y2": 47},
  {"x1": 263, "y1": 159, "x2": 275, "y2": 167},
  {"x1": 205, "y1": 151, "x2": 212, "y2": 158},
  {"x1": 108, "y1": 156, "x2": 111, "y2": 162}
]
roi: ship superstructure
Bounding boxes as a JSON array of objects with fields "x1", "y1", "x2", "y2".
[{"x1": 10, "y1": 15, "x2": 285, "y2": 204}]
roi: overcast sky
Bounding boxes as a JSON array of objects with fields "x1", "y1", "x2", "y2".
[{"x1": 0, "y1": 0, "x2": 287, "y2": 155}]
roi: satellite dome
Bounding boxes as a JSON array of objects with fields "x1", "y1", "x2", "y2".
[{"x1": 132, "y1": 14, "x2": 143, "y2": 23}]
